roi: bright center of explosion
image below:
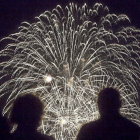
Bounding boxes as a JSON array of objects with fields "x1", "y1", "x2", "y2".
[
  {"x1": 44, "y1": 75, "x2": 53, "y2": 83},
  {"x1": 60, "y1": 118, "x2": 67, "y2": 125}
]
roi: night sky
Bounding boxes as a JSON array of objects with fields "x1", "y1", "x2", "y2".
[{"x1": 0, "y1": 0, "x2": 140, "y2": 108}]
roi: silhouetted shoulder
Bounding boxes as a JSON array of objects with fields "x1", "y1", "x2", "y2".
[
  {"x1": 11, "y1": 131, "x2": 55, "y2": 140},
  {"x1": 76, "y1": 120, "x2": 100, "y2": 140},
  {"x1": 32, "y1": 133, "x2": 55, "y2": 140},
  {"x1": 118, "y1": 116, "x2": 140, "y2": 133},
  {"x1": 38, "y1": 134, "x2": 55, "y2": 140},
  {"x1": 77, "y1": 116, "x2": 140, "y2": 140}
]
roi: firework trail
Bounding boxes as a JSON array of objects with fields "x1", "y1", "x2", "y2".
[{"x1": 0, "y1": 3, "x2": 140, "y2": 140}]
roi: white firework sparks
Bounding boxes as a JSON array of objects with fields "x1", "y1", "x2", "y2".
[{"x1": 0, "y1": 3, "x2": 140, "y2": 140}]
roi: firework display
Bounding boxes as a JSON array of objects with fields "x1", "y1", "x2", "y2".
[{"x1": 0, "y1": 3, "x2": 140, "y2": 140}]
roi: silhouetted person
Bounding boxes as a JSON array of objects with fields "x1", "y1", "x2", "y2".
[
  {"x1": 10, "y1": 94, "x2": 55, "y2": 140},
  {"x1": 0, "y1": 111, "x2": 10, "y2": 140},
  {"x1": 76, "y1": 87, "x2": 140, "y2": 140}
]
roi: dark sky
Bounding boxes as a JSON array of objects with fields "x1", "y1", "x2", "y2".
[{"x1": 0, "y1": 0, "x2": 140, "y2": 43}]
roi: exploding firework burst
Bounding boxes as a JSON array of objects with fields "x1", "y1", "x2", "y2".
[{"x1": 0, "y1": 3, "x2": 140, "y2": 140}]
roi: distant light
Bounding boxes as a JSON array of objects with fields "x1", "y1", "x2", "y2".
[
  {"x1": 44, "y1": 75, "x2": 53, "y2": 83},
  {"x1": 60, "y1": 118, "x2": 67, "y2": 125}
]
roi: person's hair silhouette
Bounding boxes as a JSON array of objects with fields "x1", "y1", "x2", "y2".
[
  {"x1": 0, "y1": 111, "x2": 10, "y2": 140},
  {"x1": 97, "y1": 87, "x2": 121, "y2": 116},
  {"x1": 76, "y1": 87, "x2": 140, "y2": 140},
  {"x1": 10, "y1": 94, "x2": 55, "y2": 140}
]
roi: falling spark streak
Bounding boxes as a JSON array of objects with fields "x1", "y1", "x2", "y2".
[{"x1": 0, "y1": 2, "x2": 140, "y2": 140}]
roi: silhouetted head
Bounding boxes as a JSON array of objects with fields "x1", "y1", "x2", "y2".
[
  {"x1": 11, "y1": 94, "x2": 44, "y2": 129},
  {"x1": 97, "y1": 87, "x2": 121, "y2": 116}
]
